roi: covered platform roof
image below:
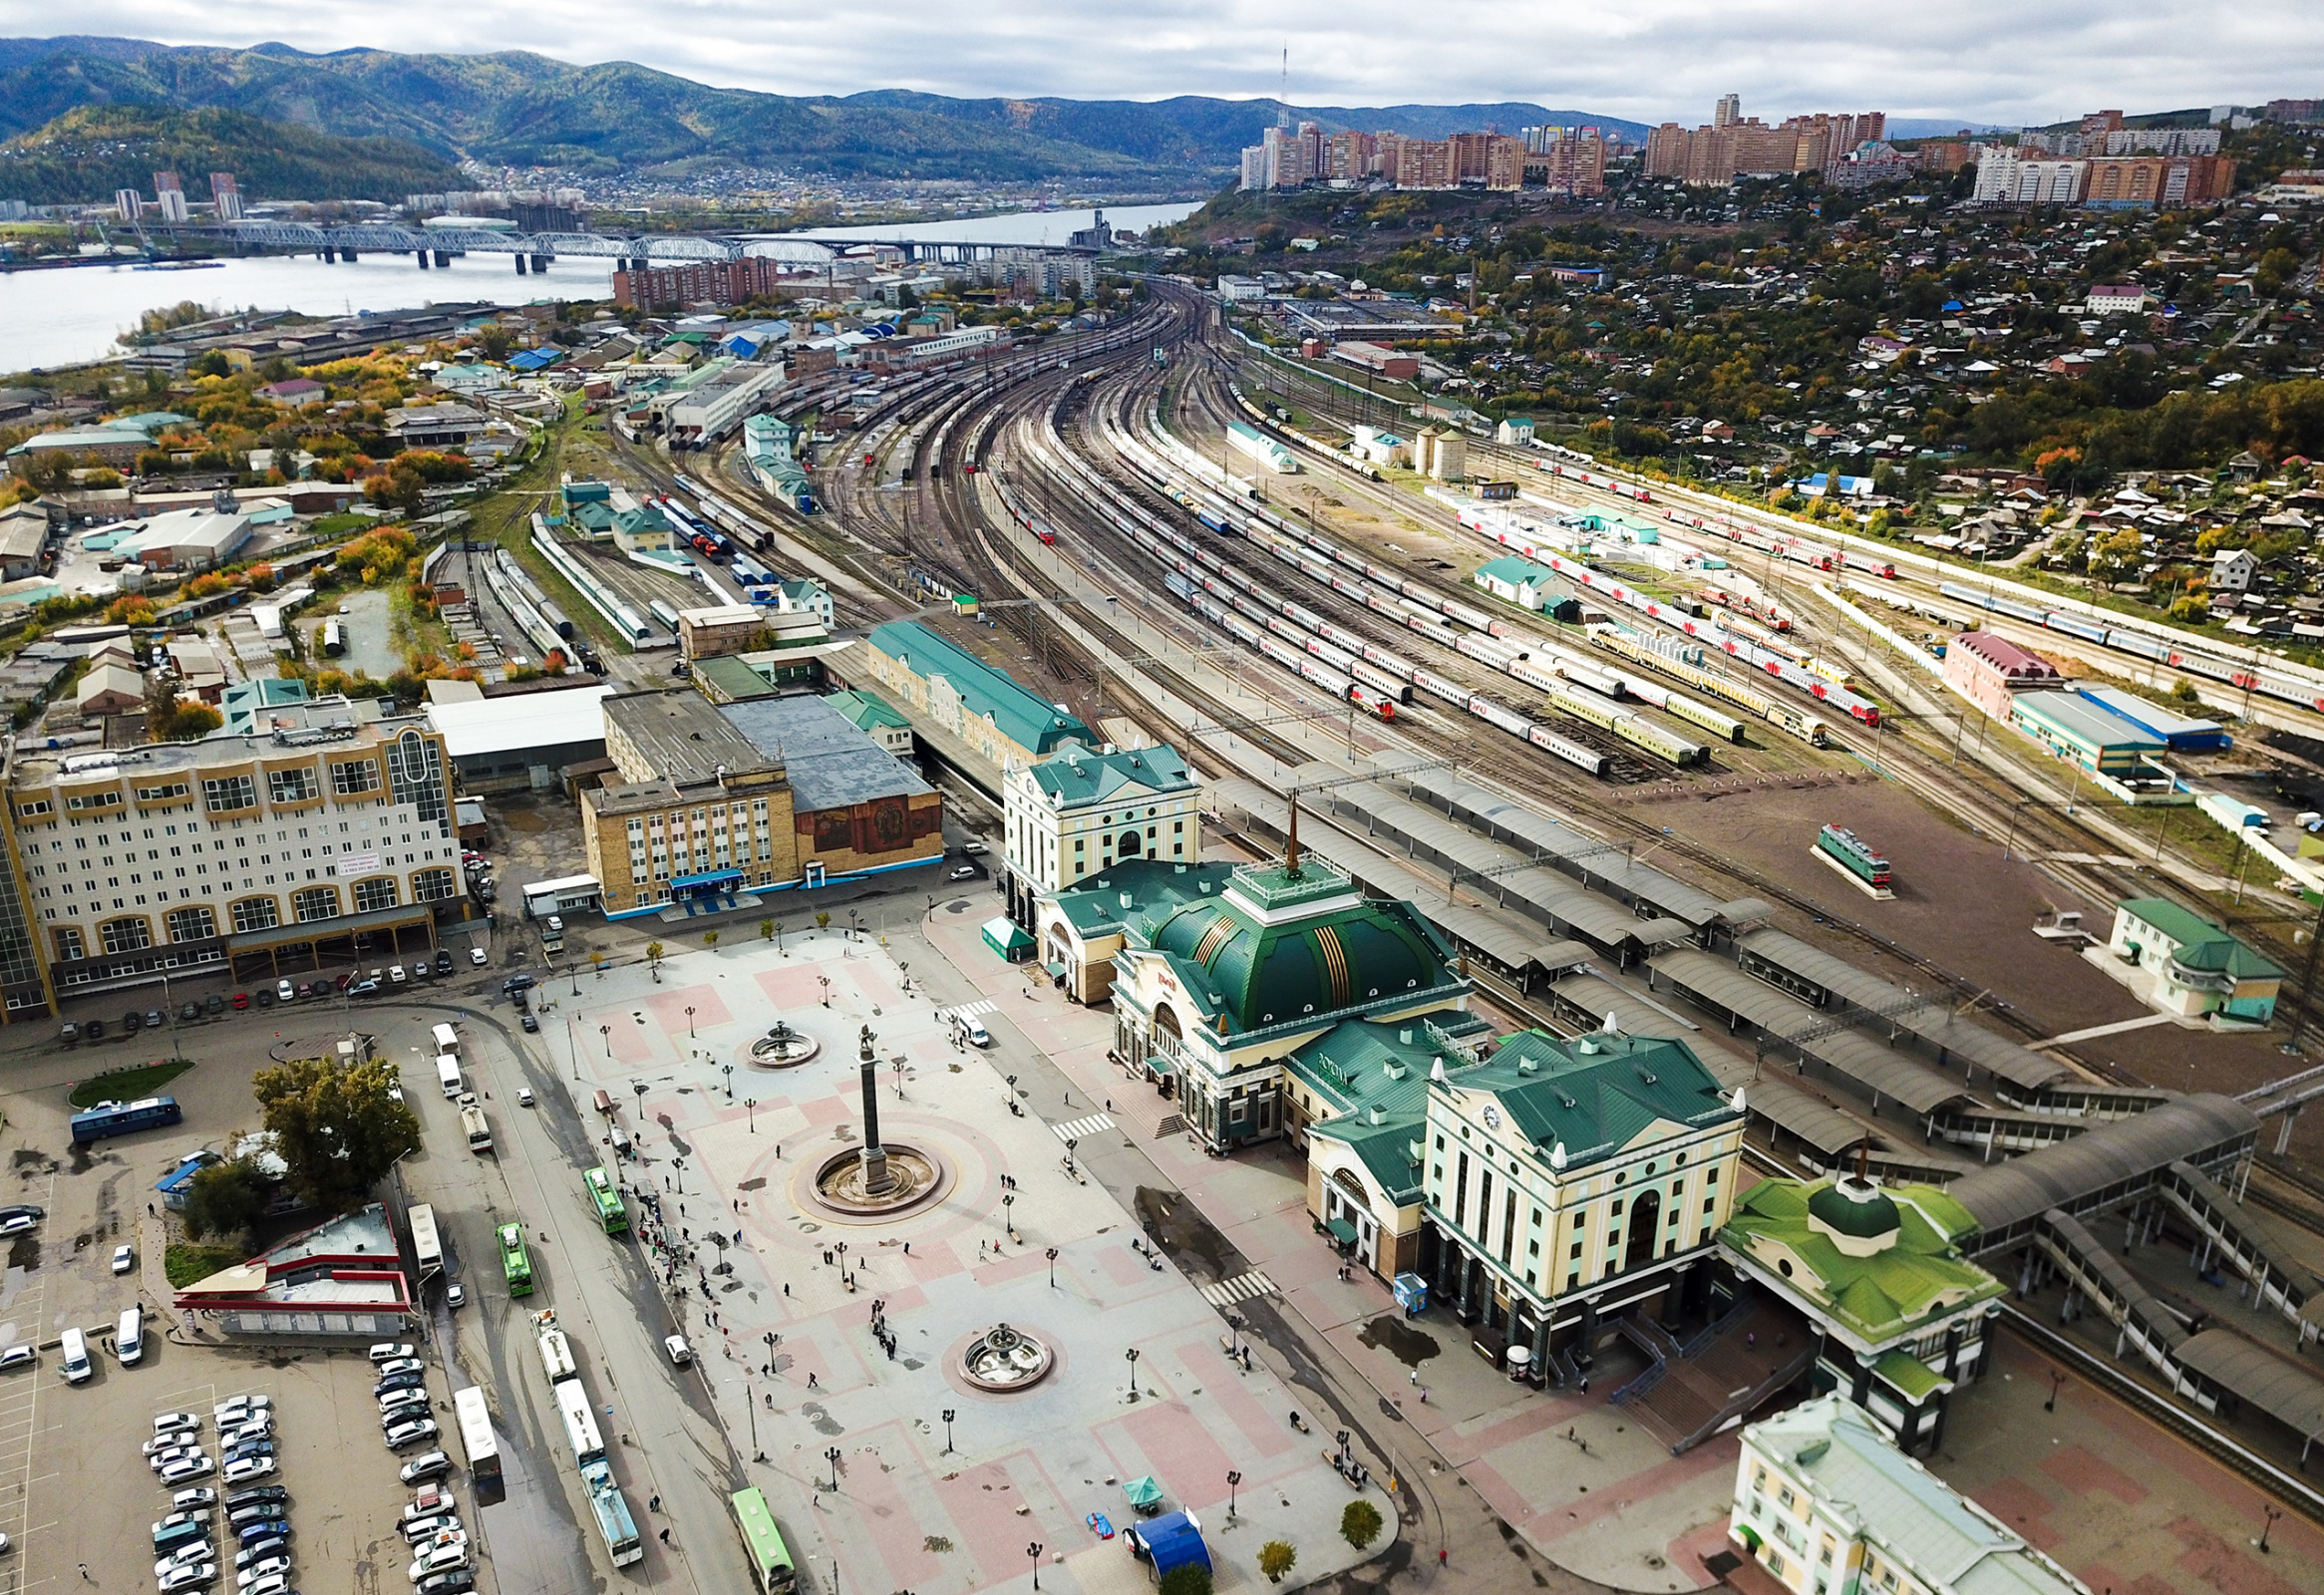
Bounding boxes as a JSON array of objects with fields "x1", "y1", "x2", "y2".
[
  {"x1": 2173, "y1": 1328, "x2": 2324, "y2": 1445},
  {"x1": 1738, "y1": 929, "x2": 2073, "y2": 1095},
  {"x1": 1947, "y1": 1095, "x2": 2261, "y2": 1240},
  {"x1": 1649, "y1": 948, "x2": 1970, "y2": 1116}
]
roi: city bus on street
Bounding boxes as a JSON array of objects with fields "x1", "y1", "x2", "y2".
[
  {"x1": 70, "y1": 1096, "x2": 182, "y2": 1147},
  {"x1": 498, "y1": 1222, "x2": 533, "y2": 1297},
  {"x1": 408, "y1": 1203, "x2": 443, "y2": 1278},
  {"x1": 730, "y1": 1487, "x2": 798, "y2": 1593},
  {"x1": 452, "y1": 1387, "x2": 500, "y2": 1487},
  {"x1": 583, "y1": 1167, "x2": 628, "y2": 1235}
]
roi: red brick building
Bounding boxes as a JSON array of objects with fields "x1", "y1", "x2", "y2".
[
  {"x1": 1943, "y1": 630, "x2": 2061, "y2": 719},
  {"x1": 613, "y1": 256, "x2": 800, "y2": 311}
]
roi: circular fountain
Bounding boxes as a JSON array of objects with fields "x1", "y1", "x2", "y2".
[
  {"x1": 748, "y1": 1018, "x2": 821, "y2": 1069},
  {"x1": 959, "y1": 1323, "x2": 1055, "y2": 1393}
]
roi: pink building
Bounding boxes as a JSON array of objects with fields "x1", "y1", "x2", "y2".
[{"x1": 1943, "y1": 630, "x2": 2060, "y2": 718}]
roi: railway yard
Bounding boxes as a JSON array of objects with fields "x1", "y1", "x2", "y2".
[{"x1": 396, "y1": 278, "x2": 2324, "y2": 1587}]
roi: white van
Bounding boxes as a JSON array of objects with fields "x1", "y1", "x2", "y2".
[
  {"x1": 116, "y1": 1307, "x2": 143, "y2": 1366},
  {"x1": 436, "y1": 1056, "x2": 464, "y2": 1099},
  {"x1": 431, "y1": 1023, "x2": 461, "y2": 1058},
  {"x1": 58, "y1": 1326, "x2": 91, "y2": 1384},
  {"x1": 954, "y1": 1013, "x2": 991, "y2": 1049}
]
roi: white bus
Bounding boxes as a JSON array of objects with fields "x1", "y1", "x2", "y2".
[
  {"x1": 554, "y1": 1377, "x2": 606, "y2": 1468},
  {"x1": 431, "y1": 1023, "x2": 461, "y2": 1057},
  {"x1": 521, "y1": 875, "x2": 601, "y2": 920},
  {"x1": 453, "y1": 1387, "x2": 500, "y2": 1486},
  {"x1": 437, "y1": 1056, "x2": 464, "y2": 1099},
  {"x1": 408, "y1": 1203, "x2": 443, "y2": 1277},
  {"x1": 535, "y1": 1310, "x2": 578, "y2": 1385}
]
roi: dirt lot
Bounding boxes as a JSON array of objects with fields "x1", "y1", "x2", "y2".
[{"x1": 1623, "y1": 772, "x2": 2324, "y2": 1167}]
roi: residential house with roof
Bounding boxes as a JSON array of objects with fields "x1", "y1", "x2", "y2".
[
  {"x1": 1424, "y1": 1027, "x2": 1747, "y2": 1378},
  {"x1": 2106, "y1": 897, "x2": 2284, "y2": 1023},
  {"x1": 857, "y1": 621, "x2": 1093, "y2": 786},
  {"x1": 1005, "y1": 742, "x2": 1201, "y2": 939},
  {"x1": 1718, "y1": 1173, "x2": 2005, "y2": 1454},
  {"x1": 1731, "y1": 1396, "x2": 2089, "y2": 1595},
  {"x1": 823, "y1": 689, "x2": 914, "y2": 761},
  {"x1": 1104, "y1": 847, "x2": 1471, "y2": 1157},
  {"x1": 1472, "y1": 555, "x2": 1565, "y2": 612}
]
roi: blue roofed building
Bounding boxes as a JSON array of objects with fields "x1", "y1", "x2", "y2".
[{"x1": 2076, "y1": 685, "x2": 2230, "y2": 751}]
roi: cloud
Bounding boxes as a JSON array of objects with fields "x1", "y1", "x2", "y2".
[{"x1": 5, "y1": 0, "x2": 2323, "y2": 125}]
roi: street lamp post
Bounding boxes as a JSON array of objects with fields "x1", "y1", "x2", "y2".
[
  {"x1": 566, "y1": 1015, "x2": 580, "y2": 1082},
  {"x1": 2045, "y1": 1368, "x2": 2065, "y2": 1413},
  {"x1": 600, "y1": 1023, "x2": 612, "y2": 1058},
  {"x1": 2258, "y1": 1503, "x2": 2282, "y2": 1553},
  {"x1": 1028, "y1": 1543, "x2": 1043, "y2": 1591},
  {"x1": 685, "y1": 1005, "x2": 696, "y2": 1037},
  {"x1": 673, "y1": 1156, "x2": 686, "y2": 1195},
  {"x1": 819, "y1": 976, "x2": 831, "y2": 1007},
  {"x1": 1046, "y1": 1247, "x2": 1059, "y2": 1288},
  {"x1": 1125, "y1": 1347, "x2": 1140, "y2": 1401},
  {"x1": 892, "y1": 1059, "x2": 905, "y2": 1100},
  {"x1": 1226, "y1": 1469, "x2": 1241, "y2": 1522},
  {"x1": 826, "y1": 1446, "x2": 842, "y2": 1493},
  {"x1": 722, "y1": 1063, "x2": 734, "y2": 1102},
  {"x1": 746, "y1": 1097, "x2": 757, "y2": 1132},
  {"x1": 1003, "y1": 1193, "x2": 1014, "y2": 1240},
  {"x1": 942, "y1": 1408, "x2": 956, "y2": 1453}
]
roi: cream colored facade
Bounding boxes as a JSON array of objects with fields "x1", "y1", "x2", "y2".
[{"x1": 8, "y1": 710, "x2": 459, "y2": 998}]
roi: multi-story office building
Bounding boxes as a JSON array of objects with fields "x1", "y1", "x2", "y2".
[
  {"x1": 209, "y1": 173, "x2": 243, "y2": 222},
  {"x1": 152, "y1": 171, "x2": 189, "y2": 223},
  {"x1": 5, "y1": 703, "x2": 459, "y2": 1007},
  {"x1": 1645, "y1": 100, "x2": 1887, "y2": 183},
  {"x1": 581, "y1": 690, "x2": 942, "y2": 917}
]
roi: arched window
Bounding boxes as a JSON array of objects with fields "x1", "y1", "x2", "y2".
[
  {"x1": 1118, "y1": 828, "x2": 1143, "y2": 857},
  {"x1": 412, "y1": 868, "x2": 456, "y2": 903},
  {"x1": 100, "y1": 917, "x2": 152, "y2": 955},
  {"x1": 166, "y1": 906, "x2": 217, "y2": 943},
  {"x1": 231, "y1": 896, "x2": 280, "y2": 934},
  {"x1": 352, "y1": 876, "x2": 400, "y2": 914},
  {"x1": 292, "y1": 886, "x2": 341, "y2": 924}
]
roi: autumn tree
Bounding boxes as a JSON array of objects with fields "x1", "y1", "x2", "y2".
[
  {"x1": 251, "y1": 1053, "x2": 421, "y2": 1213},
  {"x1": 1341, "y1": 1499, "x2": 1384, "y2": 1551},
  {"x1": 1256, "y1": 1540, "x2": 1297, "y2": 1583},
  {"x1": 182, "y1": 1158, "x2": 267, "y2": 1241}
]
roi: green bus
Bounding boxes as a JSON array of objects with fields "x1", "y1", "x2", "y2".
[
  {"x1": 583, "y1": 1166, "x2": 628, "y2": 1235},
  {"x1": 498, "y1": 1222, "x2": 533, "y2": 1297},
  {"x1": 729, "y1": 1487, "x2": 797, "y2": 1594}
]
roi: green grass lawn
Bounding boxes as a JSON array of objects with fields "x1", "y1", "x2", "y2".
[
  {"x1": 165, "y1": 1241, "x2": 243, "y2": 1288},
  {"x1": 67, "y1": 1059, "x2": 192, "y2": 1110}
]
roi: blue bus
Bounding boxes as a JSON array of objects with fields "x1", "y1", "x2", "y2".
[{"x1": 71, "y1": 1097, "x2": 183, "y2": 1147}]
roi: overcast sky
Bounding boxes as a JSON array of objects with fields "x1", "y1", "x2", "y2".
[{"x1": 9, "y1": 1, "x2": 2324, "y2": 125}]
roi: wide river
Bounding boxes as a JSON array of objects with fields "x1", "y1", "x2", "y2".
[{"x1": 0, "y1": 200, "x2": 1201, "y2": 374}]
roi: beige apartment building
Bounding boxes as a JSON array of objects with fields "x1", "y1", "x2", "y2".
[{"x1": 3, "y1": 702, "x2": 460, "y2": 1012}]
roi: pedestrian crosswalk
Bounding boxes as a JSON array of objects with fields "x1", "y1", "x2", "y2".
[
  {"x1": 938, "y1": 999, "x2": 997, "y2": 1022},
  {"x1": 1198, "y1": 1271, "x2": 1277, "y2": 1308},
  {"x1": 1053, "y1": 1113, "x2": 1116, "y2": 1143}
]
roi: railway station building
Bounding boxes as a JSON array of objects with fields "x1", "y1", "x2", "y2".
[
  {"x1": 855, "y1": 621, "x2": 1095, "y2": 785},
  {"x1": 1002, "y1": 742, "x2": 1201, "y2": 937}
]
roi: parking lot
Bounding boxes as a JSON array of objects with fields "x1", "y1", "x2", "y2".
[{"x1": 0, "y1": 985, "x2": 510, "y2": 1594}]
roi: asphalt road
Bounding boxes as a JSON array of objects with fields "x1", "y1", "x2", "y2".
[{"x1": 391, "y1": 992, "x2": 753, "y2": 1595}]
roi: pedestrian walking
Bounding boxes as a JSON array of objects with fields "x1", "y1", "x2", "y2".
[
  {"x1": 808, "y1": 1371, "x2": 819, "y2": 1389},
  {"x1": 148, "y1": 1201, "x2": 157, "y2": 1216},
  {"x1": 1410, "y1": 1369, "x2": 1418, "y2": 1386},
  {"x1": 659, "y1": 1528, "x2": 671, "y2": 1545},
  {"x1": 902, "y1": 1242, "x2": 910, "y2": 1256},
  {"x1": 79, "y1": 1565, "x2": 90, "y2": 1582}
]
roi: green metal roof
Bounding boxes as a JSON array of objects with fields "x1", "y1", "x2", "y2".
[
  {"x1": 2118, "y1": 897, "x2": 2286, "y2": 981},
  {"x1": 1872, "y1": 1349, "x2": 1950, "y2": 1403},
  {"x1": 866, "y1": 621, "x2": 1093, "y2": 756},
  {"x1": 1145, "y1": 869, "x2": 1461, "y2": 1034},
  {"x1": 824, "y1": 688, "x2": 911, "y2": 732},
  {"x1": 1475, "y1": 554, "x2": 1559, "y2": 585},
  {"x1": 1045, "y1": 859, "x2": 1236, "y2": 943},
  {"x1": 1721, "y1": 1175, "x2": 2004, "y2": 1346},
  {"x1": 1444, "y1": 1029, "x2": 1740, "y2": 1170},
  {"x1": 1026, "y1": 744, "x2": 1195, "y2": 805},
  {"x1": 1288, "y1": 1016, "x2": 1492, "y2": 1121}
]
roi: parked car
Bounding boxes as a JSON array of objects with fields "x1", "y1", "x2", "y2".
[
  {"x1": 369, "y1": 1343, "x2": 418, "y2": 1364},
  {"x1": 664, "y1": 1335, "x2": 692, "y2": 1366},
  {"x1": 112, "y1": 1243, "x2": 135, "y2": 1274},
  {"x1": 221, "y1": 1419, "x2": 272, "y2": 1445},
  {"x1": 400, "y1": 1450, "x2": 453, "y2": 1484},
  {"x1": 232, "y1": 1520, "x2": 287, "y2": 1548},
  {"x1": 214, "y1": 1395, "x2": 271, "y2": 1422},
  {"x1": 408, "y1": 1542, "x2": 470, "y2": 1583},
  {"x1": 384, "y1": 1418, "x2": 440, "y2": 1450},
  {"x1": 962, "y1": 839, "x2": 990, "y2": 855},
  {"x1": 158, "y1": 1561, "x2": 218, "y2": 1593},
  {"x1": 275, "y1": 980, "x2": 294, "y2": 1003},
  {"x1": 204, "y1": 994, "x2": 225, "y2": 1015},
  {"x1": 435, "y1": 950, "x2": 455, "y2": 975},
  {"x1": 223, "y1": 1485, "x2": 286, "y2": 1510},
  {"x1": 83, "y1": 1018, "x2": 103, "y2": 1040},
  {"x1": 444, "y1": 1283, "x2": 467, "y2": 1310},
  {"x1": 235, "y1": 1556, "x2": 290, "y2": 1589},
  {"x1": 501, "y1": 974, "x2": 535, "y2": 994},
  {"x1": 401, "y1": 1513, "x2": 459, "y2": 1543},
  {"x1": 227, "y1": 1502, "x2": 287, "y2": 1530},
  {"x1": 231, "y1": 992, "x2": 250, "y2": 1011},
  {"x1": 149, "y1": 1442, "x2": 203, "y2": 1467},
  {"x1": 2, "y1": 1346, "x2": 40, "y2": 1372},
  {"x1": 516, "y1": 1088, "x2": 534, "y2": 1107},
  {"x1": 375, "y1": 1358, "x2": 425, "y2": 1379},
  {"x1": 155, "y1": 1412, "x2": 202, "y2": 1436},
  {"x1": 170, "y1": 1486, "x2": 217, "y2": 1512},
  {"x1": 124, "y1": 1011, "x2": 143, "y2": 1033},
  {"x1": 415, "y1": 1570, "x2": 476, "y2": 1595},
  {"x1": 352, "y1": 979, "x2": 382, "y2": 999},
  {"x1": 0, "y1": 1214, "x2": 36, "y2": 1237},
  {"x1": 223, "y1": 1441, "x2": 275, "y2": 1463},
  {"x1": 519, "y1": 1012, "x2": 539, "y2": 1033},
  {"x1": 242, "y1": 1573, "x2": 292, "y2": 1595},
  {"x1": 378, "y1": 1391, "x2": 430, "y2": 1419},
  {"x1": 374, "y1": 1372, "x2": 425, "y2": 1397},
  {"x1": 949, "y1": 863, "x2": 978, "y2": 880},
  {"x1": 161, "y1": 1456, "x2": 217, "y2": 1485},
  {"x1": 156, "y1": 1543, "x2": 214, "y2": 1578},
  {"x1": 252, "y1": 990, "x2": 272, "y2": 1010},
  {"x1": 58, "y1": 1021, "x2": 77, "y2": 1043},
  {"x1": 469, "y1": 947, "x2": 488, "y2": 967},
  {"x1": 221, "y1": 1456, "x2": 276, "y2": 1484},
  {"x1": 145, "y1": 1010, "x2": 165, "y2": 1030},
  {"x1": 178, "y1": 1002, "x2": 200, "y2": 1022},
  {"x1": 389, "y1": 965, "x2": 408, "y2": 986},
  {"x1": 232, "y1": 1539, "x2": 286, "y2": 1571}
]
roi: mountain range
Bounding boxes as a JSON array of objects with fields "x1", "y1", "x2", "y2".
[
  {"x1": 0, "y1": 37, "x2": 1652, "y2": 186},
  {"x1": 0, "y1": 105, "x2": 459, "y2": 204}
]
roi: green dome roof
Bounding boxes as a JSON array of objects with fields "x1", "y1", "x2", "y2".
[
  {"x1": 1808, "y1": 1176, "x2": 1901, "y2": 1241},
  {"x1": 1148, "y1": 894, "x2": 1453, "y2": 1032}
]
